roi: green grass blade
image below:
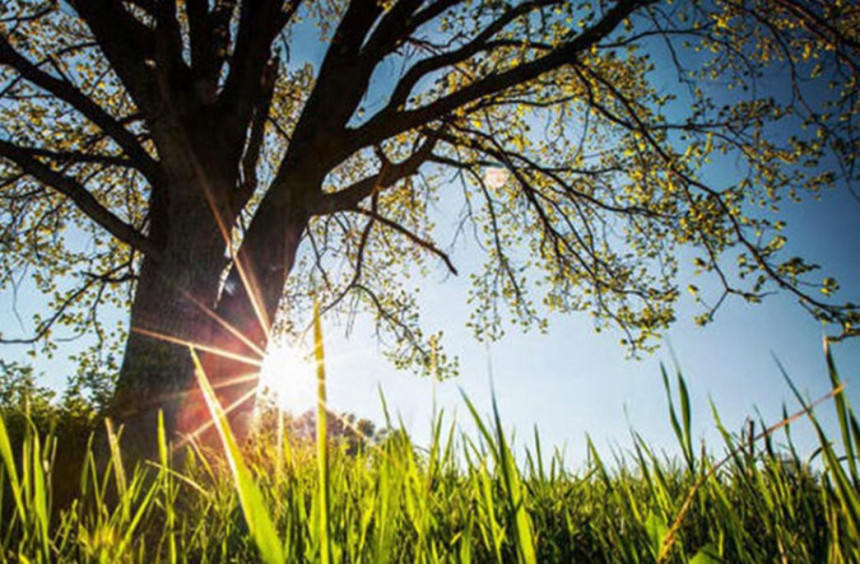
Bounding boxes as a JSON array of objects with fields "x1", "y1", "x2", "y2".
[
  {"x1": 678, "y1": 371, "x2": 695, "y2": 470},
  {"x1": 191, "y1": 347, "x2": 285, "y2": 564},
  {"x1": 490, "y1": 392, "x2": 537, "y2": 564},
  {"x1": 313, "y1": 302, "x2": 332, "y2": 564},
  {"x1": 662, "y1": 364, "x2": 694, "y2": 472},
  {"x1": 104, "y1": 417, "x2": 128, "y2": 516},
  {"x1": 776, "y1": 355, "x2": 860, "y2": 536},
  {"x1": 378, "y1": 384, "x2": 392, "y2": 429},
  {"x1": 459, "y1": 390, "x2": 498, "y2": 462},
  {"x1": 533, "y1": 425, "x2": 545, "y2": 481},
  {"x1": 824, "y1": 341, "x2": 859, "y2": 486},
  {"x1": 0, "y1": 412, "x2": 25, "y2": 524},
  {"x1": 28, "y1": 423, "x2": 49, "y2": 559},
  {"x1": 157, "y1": 411, "x2": 177, "y2": 563},
  {"x1": 116, "y1": 475, "x2": 159, "y2": 556}
]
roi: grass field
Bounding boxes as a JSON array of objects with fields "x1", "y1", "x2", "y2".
[{"x1": 1, "y1": 329, "x2": 858, "y2": 562}]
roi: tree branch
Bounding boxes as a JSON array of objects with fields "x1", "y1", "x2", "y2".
[
  {"x1": 220, "y1": 0, "x2": 301, "y2": 138},
  {"x1": 352, "y1": 0, "x2": 653, "y2": 148},
  {"x1": 360, "y1": 0, "x2": 425, "y2": 60},
  {"x1": 235, "y1": 57, "x2": 278, "y2": 210},
  {"x1": 0, "y1": 139, "x2": 161, "y2": 258},
  {"x1": 68, "y1": 0, "x2": 159, "y2": 115},
  {"x1": 18, "y1": 147, "x2": 137, "y2": 168},
  {"x1": 0, "y1": 34, "x2": 162, "y2": 186},
  {"x1": 381, "y1": 0, "x2": 562, "y2": 116},
  {"x1": 0, "y1": 259, "x2": 134, "y2": 345},
  {"x1": 576, "y1": 60, "x2": 857, "y2": 329},
  {"x1": 353, "y1": 205, "x2": 458, "y2": 275},
  {"x1": 317, "y1": 133, "x2": 438, "y2": 214}
]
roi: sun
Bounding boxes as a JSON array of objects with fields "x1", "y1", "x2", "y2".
[{"x1": 258, "y1": 341, "x2": 317, "y2": 414}]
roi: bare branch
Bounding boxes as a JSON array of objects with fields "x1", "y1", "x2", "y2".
[
  {"x1": 0, "y1": 259, "x2": 133, "y2": 345},
  {"x1": 380, "y1": 0, "x2": 562, "y2": 117},
  {"x1": 18, "y1": 147, "x2": 137, "y2": 168},
  {"x1": 353, "y1": 205, "x2": 458, "y2": 275}
]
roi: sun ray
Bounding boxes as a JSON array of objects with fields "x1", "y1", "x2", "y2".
[
  {"x1": 198, "y1": 165, "x2": 271, "y2": 339},
  {"x1": 174, "y1": 386, "x2": 259, "y2": 452},
  {"x1": 259, "y1": 341, "x2": 380, "y2": 451},
  {"x1": 257, "y1": 341, "x2": 319, "y2": 413},
  {"x1": 222, "y1": 249, "x2": 272, "y2": 341},
  {"x1": 170, "y1": 346, "x2": 262, "y2": 452},
  {"x1": 117, "y1": 372, "x2": 261, "y2": 415},
  {"x1": 177, "y1": 339, "x2": 383, "y2": 459},
  {"x1": 211, "y1": 372, "x2": 260, "y2": 391},
  {"x1": 175, "y1": 125, "x2": 272, "y2": 342},
  {"x1": 177, "y1": 288, "x2": 266, "y2": 357},
  {"x1": 132, "y1": 327, "x2": 263, "y2": 367}
]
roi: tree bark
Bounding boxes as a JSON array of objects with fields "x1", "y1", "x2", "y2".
[
  {"x1": 193, "y1": 176, "x2": 311, "y2": 448},
  {"x1": 109, "y1": 181, "x2": 227, "y2": 457},
  {"x1": 110, "y1": 164, "x2": 311, "y2": 459}
]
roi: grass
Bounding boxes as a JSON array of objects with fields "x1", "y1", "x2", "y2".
[{"x1": 1, "y1": 333, "x2": 859, "y2": 562}]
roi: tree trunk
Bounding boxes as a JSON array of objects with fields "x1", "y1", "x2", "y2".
[
  {"x1": 110, "y1": 167, "x2": 311, "y2": 460},
  {"x1": 194, "y1": 189, "x2": 310, "y2": 448},
  {"x1": 110, "y1": 188, "x2": 228, "y2": 459}
]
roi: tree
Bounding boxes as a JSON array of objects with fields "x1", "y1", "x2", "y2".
[
  {"x1": 0, "y1": 0, "x2": 857, "y2": 454},
  {"x1": 252, "y1": 391, "x2": 379, "y2": 455},
  {"x1": 286, "y1": 409, "x2": 378, "y2": 455}
]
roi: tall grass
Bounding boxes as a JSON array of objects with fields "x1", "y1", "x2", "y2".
[{"x1": 1, "y1": 339, "x2": 858, "y2": 562}]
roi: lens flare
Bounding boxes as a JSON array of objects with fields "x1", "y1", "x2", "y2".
[{"x1": 258, "y1": 342, "x2": 317, "y2": 414}]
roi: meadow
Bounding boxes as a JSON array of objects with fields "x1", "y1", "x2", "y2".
[{"x1": 1, "y1": 334, "x2": 858, "y2": 563}]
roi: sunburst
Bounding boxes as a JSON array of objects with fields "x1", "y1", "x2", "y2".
[
  {"x1": 127, "y1": 157, "x2": 375, "y2": 449},
  {"x1": 258, "y1": 340, "x2": 318, "y2": 415}
]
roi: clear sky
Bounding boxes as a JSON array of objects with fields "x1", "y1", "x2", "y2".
[
  {"x1": 1, "y1": 5, "x2": 859, "y2": 469},
  {"x1": 261, "y1": 13, "x2": 860, "y2": 464},
  {"x1": 3, "y1": 181, "x2": 859, "y2": 467},
  {"x1": 292, "y1": 179, "x2": 860, "y2": 466}
]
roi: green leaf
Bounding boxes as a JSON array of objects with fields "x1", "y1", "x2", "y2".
[
  {"x1": 689, "y1": 543, "x2": 722, "y2": 563},
  {"x1": 0, "y1": 411, "x2": 25, "y2": 522},
  {"x1": 645, "y1": 512, "x2": 668, "y2": 558}
]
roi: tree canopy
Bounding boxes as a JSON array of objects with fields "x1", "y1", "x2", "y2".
[{"x1": 0, "y1": 0, "x2": 857, "y2": 437}]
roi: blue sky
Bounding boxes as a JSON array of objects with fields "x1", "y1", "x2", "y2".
[
  {"x1": 303, "y1": 12, "x2": 860, "y2": 463},
  {"x1": 1, "y1": 4, "x2": 859, "y2": 467},
  {"x1": 310, "y1": 177, "x2": 860, "y2": 465},
  {"x1": 3, "y1": 181, "x2": 858, "y2": 466}
]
